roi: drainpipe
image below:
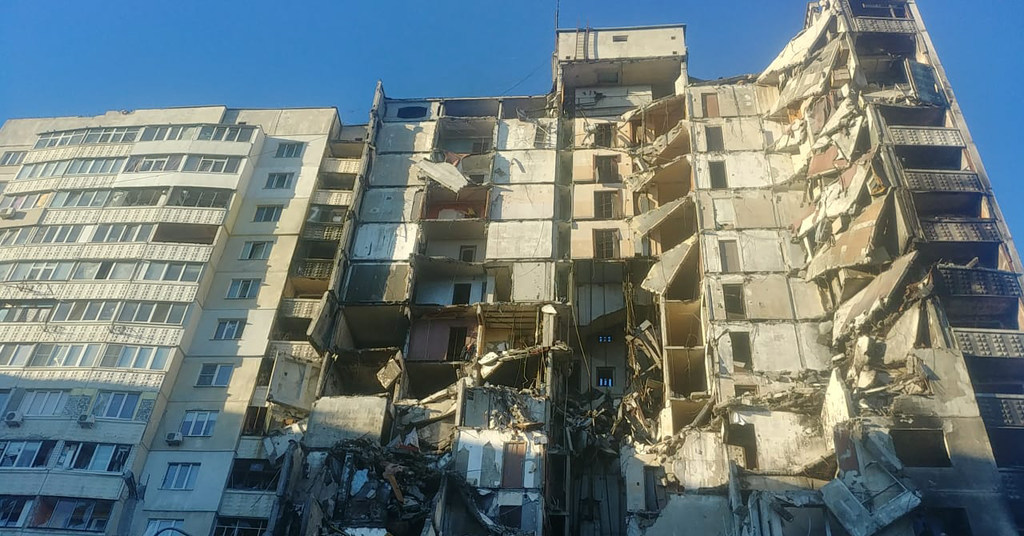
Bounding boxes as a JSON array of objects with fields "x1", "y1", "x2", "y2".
[{"x1": 264, "y1": 440, "x2": 298, "y2": 536}]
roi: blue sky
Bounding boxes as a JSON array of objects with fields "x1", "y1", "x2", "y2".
[{"x1": 1, "y1": 1, "x2": 1022, "y2": 238}]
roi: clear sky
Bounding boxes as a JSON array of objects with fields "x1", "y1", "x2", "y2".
[{"x1": 1, "y1": 1, "x2": 1021, "y2": 238}]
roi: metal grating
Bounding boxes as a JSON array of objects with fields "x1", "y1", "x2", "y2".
[
  {"x1": 852, "y1": 17, "x2": 917, "y2": 34},
  {"x1": 977, "y1": 395, "x2": 1024, "y2": 427},
  {"x1": 955, "y1": 329, "x2": 1024, "y2": 358},
  {"x1": 887, "y1": 126, "x2": 965, "y2": 147},
  {"x1": 902, "y1": 170, "x2": 983, "y2": 193},
  {"x1": 293, "y1": 259, "x2": 334, "y2": 279},
  {"x1": 934, "y1": 267, "x2": 1022, "y2": 297},
  {"x1": 921, "y1": 220, "x2": 1001, "y2": 242}
]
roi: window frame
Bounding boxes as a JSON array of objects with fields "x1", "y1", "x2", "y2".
[
  {"x1": 275, "y1": 142, "x2": 304, "y2": 158},
  {"x1": 226, "y1": 278, "x2": 261, "y2": 299},
  {"x1": 241, "y1": 241, "x2": 272, "y2": 260},
  {"x1": 213, "y1": 319, "x2": 246, "y2": 340},
  {"x1": 162, "y1": 462, "x2": 200, "y2": 490},
  {"x1": 265, "y1": 172, "x2": 294, "y2": 189},
  {"x1": 196, "y1": 363, "x2": 234, "y2": 387},
  {"x1": 90, "y1": 391, "x2": 141, "y2": 420},
  {"x1": 0, "y1": 440, "x2": 55, "y2": 468},
  {"x1": 253, "y1": 205, "x2": 284, "y2": 223},
  {"x1": 180, "y1": 410, "x2": 219, "y2": 437},
  {"x1": 593, "y1": 229, "x2": 620, "y2": 259},
  {"x1": 20, "y1": 390, "x2": 68, "y2": 416}
]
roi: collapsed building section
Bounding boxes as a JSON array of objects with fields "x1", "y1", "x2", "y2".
[{"x1": 252, "y1": 4, "x2": 1022, "y2": 535}]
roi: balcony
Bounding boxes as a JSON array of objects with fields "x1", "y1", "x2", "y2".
[
  {"x1": 901, "y1": 169, "x2": 983, "y2": 193},
  {"x1": 292, "y1": 259, "x2": 334, "y2": 279},
  {"x1": 920, "y1": 219, "x2": 1000, "y2": 243},
  {"x1": 302, "y1": 222, "x2": 346, "y2": 241},
  {"x1": 850, "y1": 17, "x2": 916, "y2": 34},
  {"x1": 279, "y1": 298, "x2": 319, "y2": 319},
  {"x1": 954, "y1": 328, "x2": 1024, "y2": 358},
  {"x1": 312, "y1": 189, "x2": 353, "y2": 207},
  {"x1": 268, "y1": 340, "x2": 320, "y2": 363},
  {"x1": 219, "y1": 489, "x2": 276, "y2": 518},
  {"x1": 933, "y1": 266, "x2": 1023, "y2": 329},
  {"x1": 320, "y1": 157, "x2": 361, "y2": 174},
  {"x1": 886, "y1": 125, "x2": 964, "y2": 147}
]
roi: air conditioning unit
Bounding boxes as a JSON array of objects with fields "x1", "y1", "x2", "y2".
[
  {"x1": 165, "y1": 432, "x2": 183, "y2": 446},
  {"x1": 0, "y1": 208, "x2": 17, "y2": 219},
  {"x1": 77, "y1": 414, "x2": 96, "y2": 428},
  {"x1": 4, "y1": 410, "x2": 24, "y2": 427}
]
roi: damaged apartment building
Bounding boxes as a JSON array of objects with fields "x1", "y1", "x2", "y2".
[{"x1": 0, "y1": 1, "x2": 1022, "y2": 536}]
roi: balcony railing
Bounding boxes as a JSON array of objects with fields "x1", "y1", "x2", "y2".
[
  {"x1": 953, "y1": 328, "x2": 1024, "y2": 358},
  {"x1": 302, "y1": 223, "x2": 345, "y2": 241},
  {"x1": 320, "y1": 158, "x2": 361, "y2": 174},
  {"x1": 886, "y1": 125, "x2": 964, "y2": 147},
  {"x1": 901, "y1": 170, "x2": 983, "y2": 193},
  {"x1": 268, "y1": 340, "x2": 320, "y2": 362},
  {"x1": 851, "y1": 17, "x2": 916, "y2": 34},
  {"x1": 920, "y1": 219, "x2": 1001, "y2": 243},
  {"x1": 292, "y1": 259, "x2": 334, "y2": 279},
  {"x1": 312, "y1": 189, "x2": 353, "y2": 207},
  {"x1": 279, "y1": 298, "x2": 319, "y2": 319}
]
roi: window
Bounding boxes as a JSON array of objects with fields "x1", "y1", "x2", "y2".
[
  {"x1": 730, "y1": 332, "x2": 752, "y2": 369},
  {"x1": 594, "y1": 123, "x2": 614, "y2": 148},
  {"x1": 213, "y1": 517, "x2": 268, "y2": 536},
  {"x1": 253, "y1": 205, "x2": 283, "y2": 222},
  {"x1": 100, "y1": 345, "x2": 171, "y2": 370},
  {"x1": 52, "y1": 300, "x2": 119, "y2": 322},
  {"x1": 107, "y1": 188, "x2": 164, "y2": 207},
  {"x1": 20, "y1": 390, "x2": 67, "y2": 416},
  {"x1": 91, "y1": 391, "x2": 140, "y2": 420},
  {"x1": 0, "y1": 344, "x2": 34, "y2": 367},
  {"x1": 242, "y1": 241, "x2": 272, "y2": 260},
  {"x1": 50, "y1": 190, "x2": 110, "y2": 208},
  {"x1": 116, "y1": 301, "x2": 188, "y2": 325},
  {"x1": 702, "y1": 93, "x2": 720, "y2": 118},
  {"x1": 16, "y1": 158, "x2": 127, "y2": 180},
  {"x1": 30, "y1": 497, "x2": 113, "y2": 531},
  {"x1": 241, "y1": 406, "x2": 269, "y2": 436},
  {"x1": 0, "y1": 227, "x2": 31, "y2": 246},
  {"x1": 163, "y1": 463, "x2": 200, "y2": 490},
  {"x1": 452, "y1": 283, "x2": 472, "y2": 305},
  {"x1": 30, "y1": 225, "x2": 83, "y2": 244},
  {"x1": 597, "y1": 367, "x2": 615, "y2": 388},
  {"x1": 8, "y1": 261, "x2": 74, "y2": 281},
  {"x1": 183, "y1": 155, "x2": 241, "y2": 173},
  {"x1": 446, "y1": 327, "x2": 470, "y2": 361},
  {"x1": 0, "y1": 303, "x2": 53, "y2": 323},
  {"x1": 214, "y1": 319, "x2": 246, "y2": 340},
  {"x1": 144, "y1": 519, "x2": 185, "y2": 536},
  {"x1": 265, "y1": 172, "x2": 294, "y2": 189},
  {"x1": 180, "y1": 410, "x2": 218, "y2": 436},
  {"x1": 459, "y1": 245, "x2": 477, "y2": 262},
  {"x1": 140, "y1": 261, "x2": 202, "y2": 282},
  {"x1": 705, "y1": 126, "x2": 724, "y2": 151},
  {"x1": 91, "y1": 223, "x2": 153, "y2": 243},
  {"x1": 227, "y1": 279, "x2": 261, "y2": 299},
  {"x1": 166, "y1": 187, "x2": 232, "y2": 208},
  {"x1": 396, "y1": 106, "x2": 428, "y2": 119},
  {"x1": 0, "y1": 151, "x2": 26, "y2": 166},
  {"x1": 722, "y1": 284, "x2": 746, "y2": 319},
  {"x1": 0, "y1": 193, "x2": 41, "y2": 210},
  {"x1": 72, "y1": 261, "x2": 137, "y2": 281},
  {"x1": 141, "y1": 125, "x2": 193, "y2": 142},
  {"x1": 36, "y1": 127, "x2": 140, "y2": 148},
  {"x1": 124, "y1": 154, "x2": 183, "y2": 173},
  {"x1": 612, "y1": 34, "x2": 628, "y2": 42},
  {"x1": 197, "y1": 363, "x2": 234, "y2": 386},
  {"x1": 198, "y1": 125, "x2": 255, "y2": 143},
  {"x1": 0, "y1": 495, "x2": 31, "y2": 527},
  {"x1": 594, "y1": 191, "x2": 619, "y2": 219},
  {"x1": 709, "y1": 161, "x2": 728, "y2": 189},
  {"x1": 719, "y1": 240, "x2": 740, "y2": 273},
  {"x1": 890, "y1": 429, "x2": 951, "y2": 467},
  {"x1": 28, "y1": 344, "x2": 101, "y2": 368},
  {"x1": 594, "y1": 155, "x2": 620, "y2": 183},
  {"x1": 275, "y1": 142, "x2": 304, "y2": 158},
  {"x1": 227, "y1": 459, "x2": 279, "y2": 491},
  {"x1": 54, "y1": 442, "x2": 131, "y2": 472},
  {"x1": 0, "y1": 440, "x2": 56, "y2": 468},
  {"x1": 593, "y1": 229, "x2": 620, "y2": 259}
]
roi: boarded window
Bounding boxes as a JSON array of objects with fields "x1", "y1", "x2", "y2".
[
  {"x1": 502, "y1": 442, "x2": 526, "y2": 488},
  {"x1": 705, "y1": 126, "x2": 724, "y2": 151},
  {"x1": 722, "y1": 284, "x2": 745, "y2": 319},
  {"x1": 593, "y1": 229, "x2": 620, "y2": 259},
  {"x1": 594, "y1": 123, "x2": 614, "y2": 148},
  {"x1": 709, "y1": 161, "x2": 728, "y2": 189},
  {"x1": 446, "y1": 326, "x2": 469, "y2": 361},
  {"x1": 594, "y1": 191, "x2": 619, "y2": 219},
  {"x1": 597, "y1": 367, "x2": 614, "y2": 388},
  {"x1": 719, "y1": 240, "x2": 740, "y2": 273},
  {"x1": 452, "y1": 283, "x2": 472, "y2": 305},
  {"x1": 702, "y1": 93, "x2": 720, "y2": 118},
  {"x1": 890, "y1": 429, "x2": 951, "y2": 467},
  {"x1": 730, "y1": 331, "x2": 752, "y2": 369},
  {"x1": 594, "y1": 155, "x2": 620, "y2": 183}
]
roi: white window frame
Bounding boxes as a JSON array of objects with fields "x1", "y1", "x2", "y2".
[
  {"x1": 162, "y1": 463, "x2": 200, "y2": 490},
  {"x1": 265, "y1": 172, "x2": 294, "y2": 189},
  {"x1": 51, "y1": 300, "x2": 119, "y2": 322},
  {"x1": 226, "y1": 279, "x2": 261, "y2": 299},
  {"x1": 91, "y1": 391, "x2": 140, "y2": 420},
  {"x1": 253, "y1": 205, "x2": 283, "y2": 222},
  {"x1": 275, "y1": 142, "x2": 304, "y2": 158},
  {"x1": 124, "y1": 154, "x2": 183, "y2": 173},
  {"x1": 100, "y1": 345, "x2": 171, "y2": 370},
  {"x1": 180, "y1": 410, "x2": 218, "y2": 436},
  {"x1": 116, "y1": 301, "x2": 188, "y2": 325},
  {"x1": 197, "y1": 363, "x2": 233, "y2": 386},
  {"x1": 140, "y1": 261, "x2": 202, "y2": 282},
  {"x1": 91, "y1": 223, "x2": 153, "y2": 243},
  {"x1": 0, "y1": 151, "x2": 26, "y2": 166},
  {"x1": 0, "y1": 440, "x2": 53, "y2": 468},
  {"x1": 183, "y1": 155, "x2": 241, "y2": 173},
  {"x1": 144, "y1": 519, "x2": 184, "y2": 536},
  {"x1": 54, "y1": 442, "x2": 131, "y2": 472},
  {"x1": 0, "y1": 343, "x2": 34, "y2": 367},
  {"x1": 0, "y1": 494, "x2": 31, "y2": 527},
  {"x1": 71, "y1": 260, "x2": 137, "y2": 281},
  {"x1": 241, "y1": 241, "x2": 272, "y2": 260},
  {"x1": 28, "y1": 343, "x2": 101, "y2": 368},
  {"x1": 20, "y1": 390, "x2": 68, "y2": 416}
]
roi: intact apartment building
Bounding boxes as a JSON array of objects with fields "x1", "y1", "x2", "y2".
[{"x1": 1, "y1": 1, "x2": 1023, "y2": 535}]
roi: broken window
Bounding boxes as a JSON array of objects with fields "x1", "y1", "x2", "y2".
[
  {"x1": 722, "y1": 284, "x2": 746, "y2": 319},
  {"x1": 594, "y1": 191, "x2": 619, "y2": 219},
  {"x1": 241, "y1": 406, "x2": 268, "y2": 436},
  {"x1": 227, "y1": 458, "x2": 279, "y2": 491},
  {"x1": 890, "y1": 429, "x2": 951, "y2": 467},
  {"x1": 213, "y1": 517, "x2": 267, "y2": 536},
  {"x1": 594, "y1": 123, "x2": 614, "y2": 148},
  {"x1": 709, "y1": 160, "x2": 728, "y2": 189},
  {"x1": 705, "y1": 125, "x2": 724, "y2": 151},
  {"x1": 452, "y1": 283, "x2": 472, "y2": 305},
  {"x1": 396, "y1": 106, "x2": 428, "y2": 119},
  {"x1": 735, "y1": 385, "x2": 757, "y2": 396},
  {"x1": 643, "y1": 466, "x2": 666, "y2": 511},
  {"x1": 730, "y1": 331, "x2": 752, "y2": 369},
  {"x1": 702, "y1": 93, "x2": 720, "y2": 118},
  {"x1": 594, "y1": 155, "x2": 620, "y2": 183},
  {"x1": 446, "y1": 326, "x2": 470, "y2": 361},
  {"x1": 256, "y1": 357, "x2": 274, "y2": 387},
  {"x1": 597, "y1": 367, "x2": 614, "y2": 388},
  {"x1": 593, "y1": 229, "x2": 620, "y2": 259},
  {"x1": 502, "y1": 442, "x2": 527, "y2": 488},
  {"x1": 497, "y1": 505, "x2": 522, "y2": 529},
  {"x1": 459, "y1": 245, "x2": 477, "y2": 262},
  {"x1": 719, "y1": 239, "x2": 740, "y2": 273},
  {"x1": 726, "y1": 422, "x2": 758, "y2": 469}
]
